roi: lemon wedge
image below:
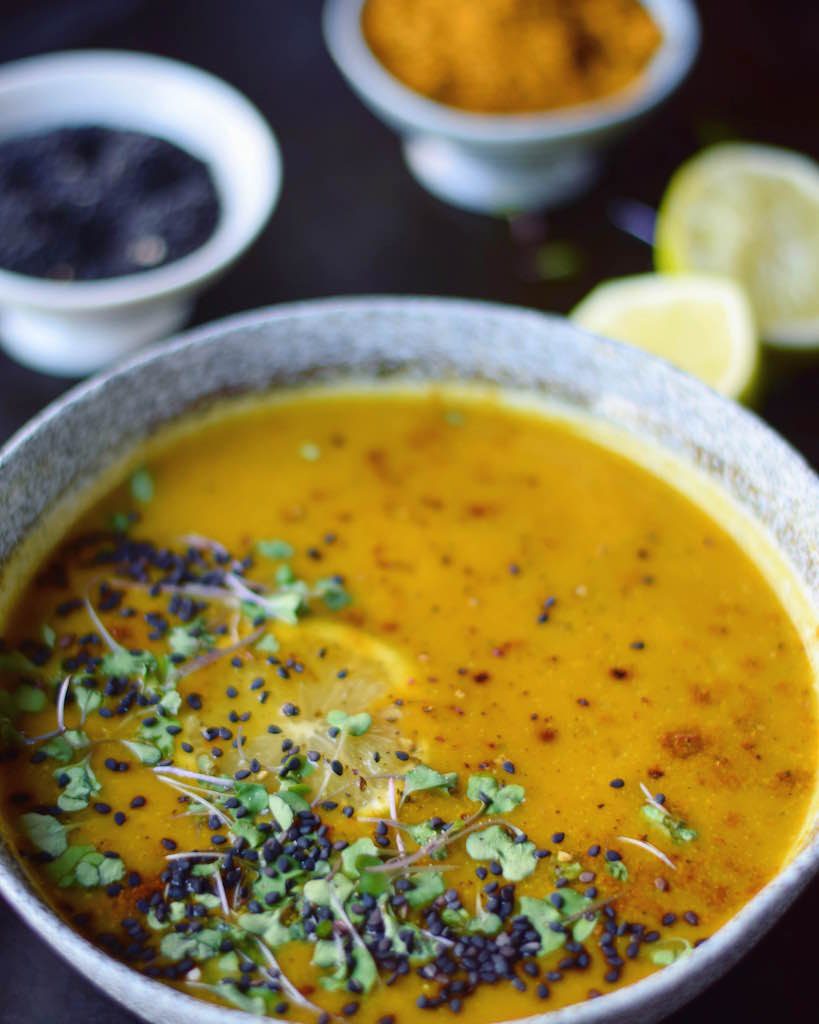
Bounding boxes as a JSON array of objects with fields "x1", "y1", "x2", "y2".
[
  {"x1": 571, "y1": 273, "x2": 758, "y2": 401},
  {"x1": 221, "y1": 620, "x2": 420, "y2": 815},
  {"x1": 655, "y1": 143, "x2": 819, "y2": 348}
]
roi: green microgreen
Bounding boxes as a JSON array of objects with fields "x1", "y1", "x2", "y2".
[
  {"x1": 100, "y1": 648, "x2": 157, "y2": 680},
  {"x1": 54, "y1": 755, "x2": 101, "y2": 812},
  {"x1": 648, "y1": 937, "x2": 694, "y2": 966},
  {"x1": 235, "y1": 782, "x2": 268, "y2": 815},
  {"x1": 326, "y1": 709, "x2": 372, "y2": 736},
  {"x1": 21, "y1": 812, "x2": 70, "y2": 857},
  {"x1": 130, "y1": 467, "x2": 154, "y2": 504},
  {"x1": 122, "y1": 739, "x2": 163, "y2": 766},
  {"x1": 72, "y1": 681, "x2": 102, "y2": 724},
  {"x1": 465, "y1": 824, "x2": 537, "y2": 881},
  {"x1": 12, "y1": 683, "x2": 46, "y2": 714},
  {"x1": 466, "y1": 773, "x2": 525, "y2": 814},
  {"x1": 168, "y1": 621, "x2": 214, "y2": 659},
  {"x1": 255, "y1": 632, "x2": 280, "y2": 654},
  {"x1": 256, "y1": 539, "x2": 294, "y2": 560},
  {"x1": 0, "y1": 651, "x2": 38, "y2": 676},
  {"x1": 606, "y1": 859, "x2": 629, "y2": 882},
  {"x1": 41, "y1": 729, "x2": 90, "y2": 763},
  {"x1": 314, "y1": 577, "x2": 352, "y2": 611},
  {"x1": 138, "y1": 715, "x2": 179, "y2": 758},
  {"x1": 47, "y1": 844, "x2": 124, "y2": 888},
  {"x1": 403, "y1": 870, "x2": 445, "y2": 908},
  {"x1": 239, "y1": 910, "x2": 300, "y2": 948},
  {"x1": 340, "y1": 837, "x2": 381, "y2": 878},
  {"x1": 642, "y1": 803, "x2": 698, "y2": 844},
  {"x1": 402, "y1": 763, "x2": 458, "y2": 801}
]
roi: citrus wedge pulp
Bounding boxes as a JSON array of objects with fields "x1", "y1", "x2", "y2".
[
  {"x1": 655, "y1": 143, "x2": 819, "y2": 349},
  {"x1": 203, "y1": 619, "x2": 421, "y2": 816},
  {"x1": 571, "y1": 273, "x2": 758, "y2": 401}
]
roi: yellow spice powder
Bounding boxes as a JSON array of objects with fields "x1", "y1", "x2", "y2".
[{"x1": 361, "y1": 0, "x2": 663, "y2": 114}]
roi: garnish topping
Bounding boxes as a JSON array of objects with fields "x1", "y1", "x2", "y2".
[{"x1": 0, "y1": 519, "x2": 709, "y2": 1020}]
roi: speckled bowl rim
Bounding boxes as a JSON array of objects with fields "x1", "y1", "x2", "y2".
[{"x1": 0, "y1": 296, "x2": 817, "y2": 1024}]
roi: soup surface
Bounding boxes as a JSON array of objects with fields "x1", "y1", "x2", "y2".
[{"x1": 0, "y1": 391, "x2": 816, "y2": 1023}]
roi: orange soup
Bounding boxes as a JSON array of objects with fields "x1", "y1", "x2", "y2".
[{"x1": 0, "y1": 391, "x2": 816, "y2": 1023}]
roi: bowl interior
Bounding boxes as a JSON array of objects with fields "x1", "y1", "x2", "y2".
[
  {"x1": 0, "y1": 298, "x2": 817, "y2": 1024},
  {"x1": 0, "y1": 50, "x2": 281, "y2": 308},
  {"x1": 324, "y1": 0, "x2": 701, "y2": 145}
]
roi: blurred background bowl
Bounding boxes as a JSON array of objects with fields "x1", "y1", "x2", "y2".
[
  {"x1": 0, "y1": 49, "x2": 281, "y2": 377},
  {"x1": 323, "y1": 0, "x2": 700, "y2": 215}
]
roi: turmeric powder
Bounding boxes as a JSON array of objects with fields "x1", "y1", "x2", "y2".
[{"x1": 361, "y1": 0, "x2": 663, "y2": 115}]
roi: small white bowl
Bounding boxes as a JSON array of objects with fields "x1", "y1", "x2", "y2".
[
  {"x1": 0, "y1": 50, "x2": 281, "y2": 377},
  {"x1": 324, "y1": 0, "x2": 700, "y2": 215}
]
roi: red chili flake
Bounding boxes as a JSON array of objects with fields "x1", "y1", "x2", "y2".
[
  {"x1": 473, "y1": 671, "x2": 491, "y2": 683},
  {"x1": 609, "y1": 667, "x2": 630, "y2": 680},
  {"x1": 538, "y1": 728, "x2": 558, "y2": 743}
]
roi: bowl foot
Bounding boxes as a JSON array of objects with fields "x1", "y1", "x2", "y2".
[
  {"x1": 403, "y1": 135, "x2": 600, "y2": 215},
  {"x1": 0, "y1": 298, "x2": 193, "y2": 378}
]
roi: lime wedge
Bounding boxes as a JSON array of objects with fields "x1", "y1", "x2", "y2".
[
  {"x1": 655, "y1": 143, "x2": 819, "y2": 348},
  {"x1": 571, "y1": 273, "x2": 758, "y2": 400}
]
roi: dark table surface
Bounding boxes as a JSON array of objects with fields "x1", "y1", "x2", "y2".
[{"x1": 0, "y1": 1, "x2": 817, "y2": 1022}]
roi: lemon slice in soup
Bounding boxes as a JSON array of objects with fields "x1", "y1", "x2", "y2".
[{"x1": 209, "y1": 620, "x2": 420, "y2": 815}]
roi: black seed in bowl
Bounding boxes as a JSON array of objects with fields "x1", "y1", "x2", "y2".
[{"x1": 0, "y1": 125, "x2": 220, "y2": 281}]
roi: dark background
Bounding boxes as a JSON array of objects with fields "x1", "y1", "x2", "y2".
[{"x1": 0, "y1": 1, "x2": 817, "y2": 1021}]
